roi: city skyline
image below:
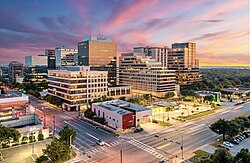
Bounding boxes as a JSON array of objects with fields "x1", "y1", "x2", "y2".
[{"x1": 0, "y1": 0, "x2": 249, "y2": 66}]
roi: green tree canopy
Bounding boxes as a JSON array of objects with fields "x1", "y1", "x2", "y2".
[
  {"x1": 42, "y1": 140, "x2": 70, "y2": 163},
  {"x1": 210, "y1": 119, "x2": 230, "y2": 140},
  {"x1": 211, "y1": 148, "x2": 233, "y2": 163},
  {"x1": 59, "y1": 125, "x2": 76, "y2": 147},
  {"x1": 0, "y1": 125, "x2": 21, "y2": 143},
  {"x1": 233, "y1": 148, "x2": 250, "y2": 163}
]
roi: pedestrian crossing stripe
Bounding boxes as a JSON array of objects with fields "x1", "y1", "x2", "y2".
[{"x1": 128, "y1": 139, "x2": 170, "y2": 162}]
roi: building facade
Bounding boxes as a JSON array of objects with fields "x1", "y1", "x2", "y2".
[
  {"x1": 133, "y1": 46, "x2": 168, "y2": 67},
  {"x1": 9, "y1": 61, "x2": 24, "y2": 83},
  {"x1": 25, "y1": 56, "x2": 48, "y2": 67},
  {"x1": 55, "y1": 47, "x2": 78, "y2": 68},
  {"x1": 45, "y1": 49, "x2": 56, "y2": 70},
  {"x1": 78, "y1": 36, "x2": 118, "y2": 85},
  {"x1": 168, "y1": 42, "x2": 201, "y2": 85},
  {"x1": 119, "y1": 53, "x2": 177, "y2": 96},
  {"x1": 48, "y1": 66, "x2": 108, "y2": 111},
  {"x1": 0, "y1": 65, "x2": 9, "y2": 81},
  {"x1": 24, "y1": 66, "x2": 48, "y2": 91},
  {"x1": 92, "y1": 100, "x2": 152, "y2": 129}
]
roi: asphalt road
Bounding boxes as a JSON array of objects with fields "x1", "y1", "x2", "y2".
[
  {"x1": 28, "y1": 94, "x2": 250, "y2": 163},
  {"x1": 90, "y1": 102, "x2": 250, "y2": 163}
]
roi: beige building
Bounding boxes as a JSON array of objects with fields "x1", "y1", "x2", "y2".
[
  {"x1": 78, "y1": 36, "x2": 117, "y2": 85},
  {"x1": 48, "y1": 66, "x2": 108, "y2": 111},
  {"x1": 168, "y1": 42, "x2": 201, "y2": 85},
  {"x1": 119, "y1": 53, "x2": 177, "y2": 96}
]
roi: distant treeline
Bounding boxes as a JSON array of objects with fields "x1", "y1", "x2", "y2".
[{"x1": 181, "y1": 68, "x2": 250, "y2": 96}]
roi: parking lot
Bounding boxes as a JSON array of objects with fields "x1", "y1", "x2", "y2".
[
  {"x1": 229, "y1": 138, "x2": 250, "y2": 156},
  {"x1": 1, "y1": 139, "x2": 51, "y2": 163}
]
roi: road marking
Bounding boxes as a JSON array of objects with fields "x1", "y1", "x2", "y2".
[
  {"x1": 86, "y1": 133, "x2": 99, "y2": 140},
  {"x1": 191, "y1": 128, "x2": 208, "y2": 136},
  {"x1": 157, "y1": 143, "x2": 171, "y2": 149},
  {"x1": 220, "y1": 110, "x2": 230, "y2": 114}
]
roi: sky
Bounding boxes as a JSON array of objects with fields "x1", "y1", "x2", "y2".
[{"x1": 0, "y1": 0, "x2": 249, "y2": 66}]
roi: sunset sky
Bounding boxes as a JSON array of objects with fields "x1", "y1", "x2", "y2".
[{"x1": 0, "y1": 0, "x2": 249, "y2": 66}]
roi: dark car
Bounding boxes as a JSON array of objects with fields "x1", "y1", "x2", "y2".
[
  {"x1": 134, "y1": 128, "x2": 143, "y2": 133},
  {"x1": 228, "y1": 139, "x2": 239, "y2": 145}
]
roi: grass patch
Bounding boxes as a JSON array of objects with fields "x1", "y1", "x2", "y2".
[
  {"x1": 210, "y1": 138, "x2": 223, "y2": 148},
  {"x1": 181, "y1": 109, "x2": 215, "y2": 120},
  {"x1": 152, "y1": 119, "x2": 173, "y2": 126},
  {"x1": 193, "y1": 150, "x2": 210, "y2": 159}
]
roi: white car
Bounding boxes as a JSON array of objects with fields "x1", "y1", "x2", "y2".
[
  {"x1": 96, "y1": 139, "x2": 105, "y2": 146},
  {"x1": 223, "y1": 141, "x2": 234, "y2": 147}
]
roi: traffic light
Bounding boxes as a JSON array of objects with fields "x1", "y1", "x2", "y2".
[{"x1": 181, "y1": 146, "x2": 183, "y2": 150}]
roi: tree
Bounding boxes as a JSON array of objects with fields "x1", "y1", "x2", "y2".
[
  {"x1": 27, "y1": 89, "x2": 35, "y2": 95},
  {"x1": 59, "y1": 125, "x2": 76, "y2": 147},
  {"x1": 29, "y1": 135, "x2": 35, "y2": 142},
  {"x1": 42, "y1": 140, "x2": 70, "y2": 163},
  {"x1": 38, "y1": 133, "x2": 44, "y2": 141},
  {"x1": 127, "y1": 98, "x2": 140, "y2": 105},
  {"x1": 227, "y1": 121, "x2": 241, "y2": 138},
  {"x1": 210, "y1": 119, "x2": 230, "y2": 140},
  {"x1": 34, "y1": 91, "x2": 40, "y2": 98},
  {"x1": 211, "y1": 148, "x2": 233, "y2": 163},
  {"x1": 164, "y1": 92, "x2": 175, "y2": 99},
  {"x1": 233, "y1": 148, "x2": 250, "y2": 163},
  {"x1": 119, "y1": 96, "x2": 126, "y2": 101},
  {"x1": 0, "y1": 125, "x2": 21, "y2": 144}
]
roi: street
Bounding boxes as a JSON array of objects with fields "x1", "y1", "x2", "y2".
[{"x1": 28, "y1": 94, "x2": 250, "y2": 163}]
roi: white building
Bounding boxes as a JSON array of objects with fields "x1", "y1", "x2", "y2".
[
  {"x1": 119, "y1": 53, "x2": 177, "y2": 96},
  {"x1": 55, "y1": 47, "x2": 78, "y2": 68},
  {"x1": 25, "y1": 56, "x2": 48, "y2": 67},
  {"x1": 92, "y1": 100, "x2": 152, "y2": 129},
  {"x1": 48, "y1": 66, "x2": 108, "y2": 111}
]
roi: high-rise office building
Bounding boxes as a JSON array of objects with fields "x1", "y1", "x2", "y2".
[
  {"x1": 168, "y1": 42, "x2": 201, "y2": 85},
  {"x1": 25, "y1": 56, "x2": 48, "y2": 67},
  {"x1": 48, "y1": 66, "x2": 108, "y2": 111},
  {"x1": 45, "y1": 49, "x2": 56, "y2": 70},
  {"x1": 24, "y1": 66, "x2": 48, "y2": 91},
  {"x1": 0, "y1": 65, "x2": 9, "y2": 81},
  {"x1": 133, "y1": 47, "x2": 168, "y2": 67},
  {"x1": 78, "y1": 36, "x2": 117, "y2": 85},
  {"x1": 119, "y1": 53, "x2": 177, "y2": 96},
  {"x1": 8, "y1": 61, "x2": 24, "y2": 83},
  {"x1": 55, "y1": 46, "x2": 78, "y2": 68}
]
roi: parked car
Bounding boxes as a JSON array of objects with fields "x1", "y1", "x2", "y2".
[
  {"x1": 228, "y1": 139, "x2": 239, "y2": 145},
  {"x1": 243, "y1": 132, "x2": 250, "y2": 138},
  {"x1": 134, "y1": 127, "x2": 143, "y2": 133},
  {"x1": 96, "y1": 139, "x2": 105, "y2": 146},
  {"x1": 223, "y1": 141, "x2": 234, "y2": 147}
]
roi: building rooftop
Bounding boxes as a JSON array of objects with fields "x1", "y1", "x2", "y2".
[
  {"x1": 99, "y1": 103, "x2": 131, "y2": 115},
  {"x1": 221, "y1": 87, "x2": 250, "y2": 92},
  {"x1": 195, "y1": 91, "x2": 220, "y2": 96},
  {"x1": 105, "y1": 100, "x2": 151, "y2": 112}
]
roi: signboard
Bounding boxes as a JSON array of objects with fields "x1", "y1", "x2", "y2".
[{"x1": 82, "y1": 36, "x2": 112, "y2": 42}]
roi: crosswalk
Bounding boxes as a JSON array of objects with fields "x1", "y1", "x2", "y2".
[
  {"x1": 128, "y1": 139, "x2": 170, "y2": 162},
  {"x1": 109, "y1": 138, "x2": 126, "y2": 147},
  {"x1": 84, "y1": 138, "x2": 125, "y2": 156}
]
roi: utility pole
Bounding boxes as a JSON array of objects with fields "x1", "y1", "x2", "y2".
[
  {"x1": 53, "y1": 115, "x2": 55, "y2": 139},
  {"x1": 181, "y1": 135, "x2": 184, "y2": 159},
  {"x1": 120, "y1": 150, "x2": 122, "y2": 163},
  {"x1": 70, "y1": 135, "x2": 72, "y2": 158},
  {"x1": 32, "y1": 143, "x2": 35, "y2": 154},
  {"x1": 43, "y1": 107, "x2": 46, "y2": 129}
]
